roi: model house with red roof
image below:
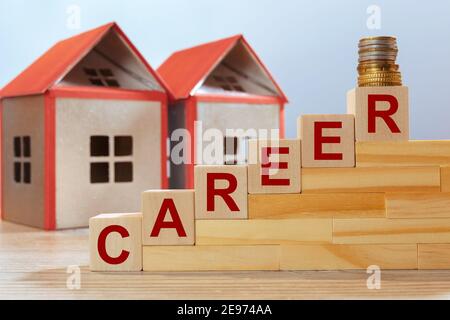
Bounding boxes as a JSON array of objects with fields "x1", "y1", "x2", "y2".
[
  {"x1": 158, "y1": 35, "x2": 288, "y2": 188},
  {"x1": 0, "y1": 22, "x2": 169, "y2": 229}
]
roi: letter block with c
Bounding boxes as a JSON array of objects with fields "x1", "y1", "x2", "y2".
[
  {"x1": 347, "y1": 86, "x2": 409, "y2": 141},
  {"x1": 89, "y1": 213, "x2": 142, "y2": 271},
  {"x1": 194, "y1": 165, "x2": 248, "y2": 219}
]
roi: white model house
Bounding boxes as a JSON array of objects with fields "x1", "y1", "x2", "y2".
[
  {"x1": 158, "y1": 35, "x2": 288, "y2": 188},
  {"x1": 0, "y1": 22, "x2": 169, "y2": 229}
]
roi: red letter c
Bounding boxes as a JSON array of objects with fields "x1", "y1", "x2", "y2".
[{"x1": 97, "y1": 225, "x2": 130, "y2": 265}]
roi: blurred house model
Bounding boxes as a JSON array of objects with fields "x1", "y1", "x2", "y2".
[
  {"x1": 158, "y1": 35, "x2": 288, "y2": 188},
  {"x1": 0, "y1": 22, "x2": 169, "y2": 229}
]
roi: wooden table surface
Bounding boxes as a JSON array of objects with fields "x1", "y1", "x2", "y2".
[{"x1": 1, "y1": 220, "x2": 450, "y2": 300}]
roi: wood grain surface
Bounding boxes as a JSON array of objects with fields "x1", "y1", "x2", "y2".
[
  {"x1": 248, "y1": 193, "x2": 385, "y2": 219},
  {"x1": 301, "y1": 166, "x2": 441, "y2": 193},
  {"x1": 3, "y1": 220, "x2": 450, "y2": 299},
  {"x1": 356, "y1": 140, "x2": 450, "y2": 167},
  {"x1": 333, "y1": 218, "x2": 450, "y2": 244},
  {"x1": 386, "y1": 193, "x2": 450, "y2": 219}
]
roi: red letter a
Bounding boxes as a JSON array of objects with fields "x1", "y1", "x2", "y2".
[{"x1": 150, "y1": 199, "x2": 187, "y2": 237}]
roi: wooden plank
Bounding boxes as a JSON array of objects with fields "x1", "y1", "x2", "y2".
[
  {"x1": 333, "y1": 218, "x2": 450, "y2": 244},
  {"x1": 280, "y1": 244, "x2": 417, "y2": 270},
  {"x1": 386, "y1": 193, "x2": 450, "y2": 218},
  {"x1": 143, "y1": 245, "x2": 280, "y2": 271},
  {"x1": 418, "y1": 244, "x2": 450, "y2": 270},
  {"x1": 249, "y1": 193, "x2": 385, "y2": 219},
  {"x1": 441, "y1": 166, "x2": 450, "y2": 192},
  {"x1": 196, "y1": 219, "x2": 332, "y2": 245},
  {"x1": 356, "y1": 140, "x2": 450, "y2": 167},
  {"x1": 302, "y1": 166, "x2": 440, "y2": 193}
]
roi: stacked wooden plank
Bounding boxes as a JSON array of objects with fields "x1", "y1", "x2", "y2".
[{"x1": 89, "y1": 86, "x2": 450, "y2": 272}]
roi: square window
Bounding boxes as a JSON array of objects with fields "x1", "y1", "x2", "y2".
[
  {"x1": 89, "y1": 78, "x2": 104, "y2": 86},
  {"x1": 90, "y1": 162, "x2": 109, "y2": 183},
  {"x1": 23, "y1": 162, "x2": 31, "y2": 184},
  {"x1": 84, "y1": 68, "x2": 98, "y2": 77},
  {"x1": 105, "y1": 79, "x2": 120, "y2": 87},
  {"x1": 14, "y1": 162, "x2": 21, "y2": 183},
  {"x1": 23, "y1": 136, "x2": 31, "y2": 157},
  {"x1": 14, "y1": 137, "x2": 21, "y2": 157},
  {"x1": 114, "y1": 162, "x2": 133, "y2": 182},
  {"x1": 90, "y1": 136, "x2": 109, "y2": 156},
  {"x1": 114, "y1": 136, "x2": 132, "y2": 156},
  {"x1": 100, "y1": 69, "x2": 114, "y2": 77}
]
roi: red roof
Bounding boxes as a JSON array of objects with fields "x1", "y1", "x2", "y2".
[
  {"x1": 1, "y1": 22, "x2": 168, "y2": 98},
  {"x1": 158, "y1": 35, "x2": 287, "y2": 102}
]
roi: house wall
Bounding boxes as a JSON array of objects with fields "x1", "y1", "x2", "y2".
[
  {"x1": 195, "y1": 101, "x2": 280, "y2": 165},
  {"x1": 2, "y1": 95, "x2": 46, "y2": 228},
  {"x1": 55, "y1": 97, "x2": 162, "y2": 229}
]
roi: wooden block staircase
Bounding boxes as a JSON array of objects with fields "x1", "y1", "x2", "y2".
[{"x1": 89, "y1": 85, "x2": 450, "y2": 272}]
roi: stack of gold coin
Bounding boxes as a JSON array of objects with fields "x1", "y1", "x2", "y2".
[{"x1": 357, "y1": 36, "x2": 402, "y2": 87}]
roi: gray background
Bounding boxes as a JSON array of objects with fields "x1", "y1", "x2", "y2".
[{"x1": 1, "y1": 0, "x2": 449, "y2": 139}]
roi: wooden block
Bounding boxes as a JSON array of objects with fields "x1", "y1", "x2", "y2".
[
  {"x1": 194, "y1": 165, "x2": 247, "y2": 219},
  {"x1": 356, "y1": 140, "x2": 450, "y2": 167},
  {"x1": 298, "y1": 114, "x2": 355, "y2": 167},
  {"x1": 333, "y1": 218, "x2": 450, "y2": 244},
  {"x1": 386, "y1": 193, "x2": 450, "y2": 218},
  {"x1": 302, "y1": 166, "x2": 440, "y2": 193},
  {"x1": 347, "y1": 86, "x2": 409, "y2": 141},
  {"x1": 247, "y1": 139, "x2": 301, "y2": 194},
  {"x1": 89, "y1": 213, "x2": 142, "y2": 272},
  {"x1": 142, "y1": 190, "x2": 195, "y2": 245},
  {"x1": 196, "y1": 219, "x2": 332, "y2": 245},
  {"x1": 249, "y1": 193, "x2": 385, "y2": 219},
  {"x1": 143, "y1": 245, "x2": 280, "y2": 271},
  {"x1": 280, "y1": 244, "x2": 417, "y2": 270},
  {"x1": 418, "y1": 244, "x2": 450, "y2": 269},
  {"x1": 441, "y1": 166, "x2": 450, "y2": 192}
]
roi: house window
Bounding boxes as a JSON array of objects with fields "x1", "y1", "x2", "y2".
[
  {"x1": 13, "y1": 136, "x2": 31, "y2": 184},
  {"x1": 224, "y1": 136, "x2": 238, "y2": 165},
  {"x1": 84, "y1": 68, "x2": 120, "y2": 88},
  {"x1": 90, "y1": 135, "x2": 133, "y2": 183},
  {"x1": 213, "y1": 75, "x2": 246, "y2": 93}
]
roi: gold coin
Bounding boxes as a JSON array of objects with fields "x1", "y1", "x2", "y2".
[
  {"x1": 358, "y1": 71, "x2": 401, "y2": 76},
  {"x1": 358, "y1": 84, "x2": 402, "y2": 87}
]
